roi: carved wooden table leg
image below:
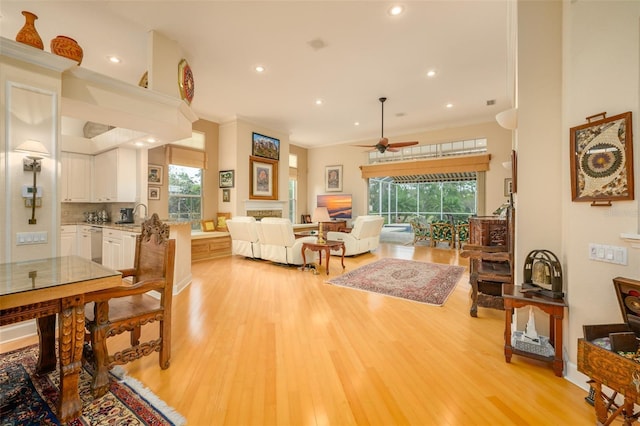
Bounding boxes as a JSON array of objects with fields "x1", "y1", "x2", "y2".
[
  {"x1": 324, "y1": 246, "x2": 331, "y2": 275},
  {"x1": 504, "y1": 301, "x2": 514, "y2": 363},
  {"x1": 57, "y1": 295, "x2": 85, "y2": 421},
  {"x1": 469, "y1": 260, "x2": 479, "y2": 317},
  {"x1": 36, "y1": 315, "x2": 57, "y2": 374}
]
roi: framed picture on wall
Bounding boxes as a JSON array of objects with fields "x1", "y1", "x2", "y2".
[
  {"x1": 223, "y1": 188, "x2": 230, "y2": 202},
  {"x1": 148, "y1": 186, "x2": 160, "y2": 200},
  {"x1": 148, "y1": 164, "x2": 163, "y2": 185},
  {"x1": 219, "y1": 170, "x2": 234, "y2": 188},
  {"x1": 570, "y1": 111, "x2": 634, "y2": 204},
  {"x1": 252, "y1": 132, "x2": 280, "y2": 160},
  {"x1": 249, "y1": 156, "x2": 278, "y2": 200},
  {"x1": 325, "y1": 165, "x2": 343, "y2": 192}
]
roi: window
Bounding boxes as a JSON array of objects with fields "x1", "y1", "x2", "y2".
[
  {"x1": 289, "y1": 178, "x2": 297, "y2": 223},
  {"x1": 369, "y1": 178, "x2": 477, "y2": 224},
  {"x1": 168, "y1": 164, "x2": 202, "y2": 229}
]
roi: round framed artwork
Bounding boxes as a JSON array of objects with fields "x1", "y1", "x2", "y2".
[{"x1": 178, "y1": 59, "x2": 195, "y2": 104}]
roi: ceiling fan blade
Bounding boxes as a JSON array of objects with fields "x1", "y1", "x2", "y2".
[
  {"x1": 387, "y1": 141, "x2": 419, "y2": 148},
  {"x1": 353, "y1": 144, "x2": 376, "y2": 147},
  {"x1": 386, "y1": 147, "x2": 399, "y2": 152}
]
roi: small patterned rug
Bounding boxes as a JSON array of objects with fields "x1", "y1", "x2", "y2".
[
  {"x1": 0, "y1": 344, "x2": 185, "y2": 425},
  {"x1": 327, "y1": 258, "x2": 465, "y2": 306}
]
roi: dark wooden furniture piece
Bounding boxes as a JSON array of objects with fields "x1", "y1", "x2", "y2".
[
  {"x1": 503, "y1": 284, "x2": 567, "y2": 377},
  {"x1": 301, "y1": 240, "x2": 345, "y2": 275},
  {"x1": 85, "y1": 214, "x2": 176, "y2": 397},
  {"x1": 460, "y1": 209, "x2": 513, "y2": 317},
  {"x1": 0, "y1": 256, "x2": 121, "y2": 422},
  {"x1": 578, "y1": 277, "x2": 640, "y2": 425},
  {"x1": 321, "y1": 220, "x2": 347, "y2": 232}
]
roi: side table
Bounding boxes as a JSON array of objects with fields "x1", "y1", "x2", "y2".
[
  {"x1": 301, "y1": 240, "x2": 345, "y2": 275},
  {"x1": 502, "y1": 284, "x2": 567, "y2": 377}
]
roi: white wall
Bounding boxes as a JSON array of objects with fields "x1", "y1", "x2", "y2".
[
  {"x1": 305, "y1": 121, "x2": 513, "y2": 223},
  {"x1": 558, "y1": 1, "x2": 640, "y2": 386}
]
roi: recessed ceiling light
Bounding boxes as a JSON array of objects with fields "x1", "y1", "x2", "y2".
[
  {"x1": 315, "y1": 99, "x2": 323, "y2": 105},
  {"x1": 255, "y1": 65, "x2": 265, "y2": 73},
  {"x1": 427, "y1": 70, "x2": 437, "y2": 78},
  {"x1": 446, "y1": 103, "x2": 454, "y2": 108},
  {"x1": 108, "y1": 56, "x2": 121, "y2": 64},
  {"x1": 134, "y1": 141, "x2": 145, "y2": 147},
  {"x1": 389, "y1": 5, "x2": 404, "y2": 16},
  {"x1": 146, "y1": 137, "x2": 157, "y2": 143},
  {"x1": 354, "y1": 122, "x2": 360, "y2": 126}
]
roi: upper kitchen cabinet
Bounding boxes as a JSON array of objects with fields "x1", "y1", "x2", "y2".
[
  {"x1": 93, "y1": 148, "x2": 136, "y2": 202},
  {"x1": 60, "y1": 151, "x2": 92, "y2": 202}
]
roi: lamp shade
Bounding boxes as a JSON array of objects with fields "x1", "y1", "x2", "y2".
[
  {"x1": 495, "y1": 108, "x2": 518, "y2": 130},
  {"x1": 15, "y1": 140, "x2": 49, "y2": 158},
  {"x1": 312, "y1": 207, "x2": 330, "y2": 223}
]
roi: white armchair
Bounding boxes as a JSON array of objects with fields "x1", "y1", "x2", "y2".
[
  {"x1": 226, "y1": 216, "x2": 261, "y2": 258},
  {"x1": 256, "y1": 218, "x2": 317, "y2": 265},
  {"x1": 327, "y1": 215, "x2": 384, "y2": 256}
]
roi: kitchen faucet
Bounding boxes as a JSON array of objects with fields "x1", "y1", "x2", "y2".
[{"x1": 133, "y1": 203, "x2": 148, "y2": 220}]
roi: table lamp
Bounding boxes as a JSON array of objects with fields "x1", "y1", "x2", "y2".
[{"x1": 312, "y1": 206, "x2": 331, "y2": 243}]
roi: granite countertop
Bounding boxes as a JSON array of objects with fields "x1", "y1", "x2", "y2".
[{"x1": 64, "y1": 219, "x2": 192, "y2": 231}]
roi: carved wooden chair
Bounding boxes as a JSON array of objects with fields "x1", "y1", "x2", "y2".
[
  {"x1": 84, "y1": 214, "x2": 176, "y2": 397},
  {"x1": 460, "y1": 206, "x2": 515, "y2": 317}
]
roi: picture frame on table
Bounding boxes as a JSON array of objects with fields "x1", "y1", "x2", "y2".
[
  {"x1": 219, "y1": 170, "x2": 235, "y2": 188},
  {"x1": 252, "y1": 132, "x2": 280, "y2": 160},
  {"x1": 569, "y1": 111, "x2": 634, "y2": 204},
  {"x1": 148, "y1": 186, "x2": 160, "y2": 200},
  {"x1": 325, "y1": 165, "x2": 343, "y2": 192},
  {"x1": 249, "y1": 156, "x2": 278, "y2": 200},
  {"x1": 148, "y1": 164, "x2": 163, "y2": 185}
]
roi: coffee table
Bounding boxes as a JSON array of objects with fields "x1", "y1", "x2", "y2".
[{"x1": 301, "y1": 240, "x2": 345, "y2": 275}]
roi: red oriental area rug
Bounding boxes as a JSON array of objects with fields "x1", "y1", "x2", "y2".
[
  {"x1": 0, "y1": 344, "x2": 185, "y2": 425},
  {"x1": 327, "y1": 258, "x2": 465, "y2": 306}
]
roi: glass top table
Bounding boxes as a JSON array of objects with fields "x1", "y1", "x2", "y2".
[{"x1": 0, "y1": 255, "x2": 121, "y2": 421}]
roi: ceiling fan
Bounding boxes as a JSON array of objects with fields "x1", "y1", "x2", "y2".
[{"x1": 354, "y1": 97, "x2": 419, "y2": 153}]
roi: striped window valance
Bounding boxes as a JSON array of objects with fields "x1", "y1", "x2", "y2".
[{"x1": 360, "y1": 154, "x2": 491, "y2": 180}]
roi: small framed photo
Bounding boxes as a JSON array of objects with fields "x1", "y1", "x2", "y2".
[
  {"x1": 304, "y1": 214, "x2": 312, "y2": 224},
  {"x1": 148, "y1": 186, "x2": 160, "y2": 200},
  {"x1": 223, "y1": 188, "x2": 230, "y2": 202},
  {"x1": 325, "y1": 165, "x2": 343, "y2": 192},
  {"x1": 250, "y1": 156, "x2": 278, "y2": 200},
  {"x1": 219, "y1": 170, "x2": 235, "y2": 188},
  {"x1": 148, "y1": 164, "x2": 163, "y2": 185},
  {"x1": 252, "y1": 132, "x2": 280, "y2": 160},
  {"x1": 504, "y1": 178, "x2": 513, "y2": 197}
]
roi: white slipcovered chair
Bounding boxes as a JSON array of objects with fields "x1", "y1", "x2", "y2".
[
  {"x1": 327, "y1": 215, "x2": 384, "y2": 256},
  {"x1": 226, "y1": 216, "x2": 261, "y2": 259},
  {"x1": 256, "y1": 217, "x2": 317, "y2": 265}
]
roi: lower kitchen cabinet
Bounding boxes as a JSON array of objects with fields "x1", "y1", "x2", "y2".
[
  {"x1": 102, "y1": 229, "x2": 123, "y2": 270},
  {"x1": 60, "y1": 225, "x2": 77, "y2": 256}
]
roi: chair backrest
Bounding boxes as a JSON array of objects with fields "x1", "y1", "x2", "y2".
[
  {"x1": 257, "y1": 217, "x2": 296, "y2": 247},
  {"x1": 350, "y1": 216, "x2": 384, "y2": 239},
  {"x1": 226, "y1": 216, "x2": 259, "y2": 243},
  {"x1": 132, "y1": 214, "x2": 176, "y2": 301}
]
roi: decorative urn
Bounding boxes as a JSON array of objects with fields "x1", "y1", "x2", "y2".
[{"x1": 50, "y1": 36, "x2": 83, "y2": 65}]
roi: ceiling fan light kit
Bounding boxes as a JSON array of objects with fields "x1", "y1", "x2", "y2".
[{"x1": 354, "y1": 97, "x2": 419, "y2": 154}]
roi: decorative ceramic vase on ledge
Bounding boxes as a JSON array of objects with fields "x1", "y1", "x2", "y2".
[
  {"x1": 15, "y1": 11, "x2": 44, "y2": 50},
  {"x1": 50, "y1": 36, "x2": 83, "y2": 65}
]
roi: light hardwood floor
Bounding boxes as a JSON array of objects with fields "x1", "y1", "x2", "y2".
[{"x1": 3, "y1": 243, "x2": 599, "y2": 425}]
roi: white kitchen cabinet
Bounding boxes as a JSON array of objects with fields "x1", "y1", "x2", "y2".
[
  {"x1": 93, "y1": 148, "x2": 136, "y2": 202},
  {"x1": 61, "y1": 152, "x2": 92, "y2": 202},
  {"x1": 77, "y1": 225, "x2": 93, "y2": 261},
  {"x1": 102, "y1": 229, "x2": 123, "y2": 269},
  {"x1": 121, "y1": 231, "x2": 138, "y2": 269},
  {"x1": 60, "y1": 225, "x2": 77, "y2": 256}
]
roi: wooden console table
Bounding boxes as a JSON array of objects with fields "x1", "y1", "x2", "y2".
[
  {"x1": 301, "y1": 240, "x2": 345, "y2": 275},
  {"x1": 502, "y1": 284, "x2": 567, "y2": 377}
]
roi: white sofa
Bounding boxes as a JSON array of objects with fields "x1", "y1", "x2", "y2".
[
  {"x1": 327, "y1": 215, "x2": 384, "y2": 256},
  {"x1": 226, "y1": 216, "x2": 261, "y2": 259},
  {"x1": 256, "y1": 218, "x2": 318, "y2": 265}
]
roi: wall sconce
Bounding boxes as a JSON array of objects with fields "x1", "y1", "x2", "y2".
[
  {"x1": 15, "y1": 140, "x2": 49, "y2": 225},
  {"x1": 496, "y1": 107, "x2": 518, "y2": 130},
  {"x1": 312, "y1": 206, "x2": 331, "y2": 243}
]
